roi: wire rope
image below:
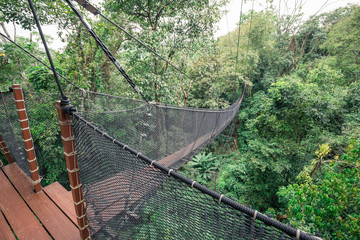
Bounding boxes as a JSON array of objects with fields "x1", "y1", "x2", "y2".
[
  {"x1": 235, "y1": 0, "x2": 244, "y2": 75},
  {"x1": 0, "y1": 32, "x2": 80, "y2": 91},
  {"x1": 65, "y1": 0, "x2": 149, "y2": 103},
  {"x1": 222, "y1": 0, "x2": 247, "y2": 155},
  {"x1": 72, "y1": 0, "x2": 193, "y2": 81},
  {"x1": 27, "y1": 0, "x2": 68, "y2": 103}
]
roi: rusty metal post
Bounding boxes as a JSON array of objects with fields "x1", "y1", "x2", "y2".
[
  {"x1": 0, "y1": 135, "x2": 14, "y2": 164},
  {"x1": 12, "y1": 84, "x2": 42, "y2": 192},
  {"x1": 56, "y1": 101, "x2": 90, "y2": 240}
]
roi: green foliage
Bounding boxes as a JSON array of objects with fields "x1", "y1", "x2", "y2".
[
  {"x1": 216, "y1": 150, "x2": 289, "y2": 210},
  {"x1": 1, "y1": 2, "x2": 360, "y2": 238},
  {"x1": 29, "y1": 67, "x2": 57, "y2": 91},
  {"x1": 179, "y1": 7, "x2": 360, "y2": 227},
  {"x1": 306, "y1": 58, "x2": 345, "y2": 86},
  {"x1": 277, "y1": 141, "x2": 360, "y2": 239},
  {"x1": 222, "y1": 51, "x2": 360, "y2": 210},
  {"x1": 321, "y1": 6, "x2": 360, "y2": 81},
  {"x1": 25, "y1": 93, "x2": 68, "y2": 186},
  {"x1": 0, "y1": 151, "x2": 6, "y2": 166},
  {"x1": 0, "y1": 0, "x2": 73, "y2": 30},
  {"x1": 104, "y1": 0, "x2": 226, "y2": 104},
  {"x1": 180, "y1": 152, "x2": 220, "y2": 187},
  {"x1": 0, "y1": 37, "x2": 42, "y2": 88}
]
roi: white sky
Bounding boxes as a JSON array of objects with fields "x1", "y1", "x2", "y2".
[
  {"x1": 2, "y1": 0, "x2": 360, "y2": 50},
  {"x1": 217, "y1": 0, "x2": 360, "y2": 37}
]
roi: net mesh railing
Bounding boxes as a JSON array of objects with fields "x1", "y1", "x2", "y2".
[
  {"x1": 78, "y1": 87, "x2": 246, "y2": 169},
  {"x1": 0, "y1": 85, "x2": 244, "y2": 183},
  {"x1": 72, "y1": 113, "x2": 319, "y2": 240},
  {"x1": 0, "y1": 90, "x2": 30, "y2": 174},
  {"x1": 0, "y1": 89, "x2": 81, "y2": 185},
  {"x1": 0, "y1": 87, "x2": 323, "y2": 239},
  {"x1": 23, "y1": 91, "x2": 81, "y2": 185}
]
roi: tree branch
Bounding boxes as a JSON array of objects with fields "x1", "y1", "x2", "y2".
[
  {"x1": 322, "y1": 160, "x2": 359, "y2": 169},
  {"x1": 1, "y1": 22, "x2": 11, "y2": 39}
]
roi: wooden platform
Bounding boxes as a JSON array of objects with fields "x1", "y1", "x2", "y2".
[{"x1": 0, "y1": 163, "x2": 80, "y2": 240}]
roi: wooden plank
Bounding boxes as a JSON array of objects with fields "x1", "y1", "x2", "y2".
[
  {"x1": 0, "y1": 169, "x2": 51, "y2": 240},
  {"x1": 43, "y1": 181, "x2": 77, "y2": 225},
  {"x1": 2, "y1": 164, "x2": 80, "y2": 240},
  {"x1": 84, "y1": 167, "x2": 162, "y2": 235},
  {"x1": 158, "y1": 134, "x2": 208, "y2": 167},
  {"x1": 0, "y1": 209, "x2": 16, "y2": 240}
]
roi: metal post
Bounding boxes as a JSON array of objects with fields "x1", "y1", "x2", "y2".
[
  {"x1": 12, "y1": 84, "x2": 42, "y2": 192},
  {"x1": 56, "y1": 101, "x2": 90, "y2": 240},
  {"x1": 0, "y1": 135, "x2": 14, "y2": 164}
]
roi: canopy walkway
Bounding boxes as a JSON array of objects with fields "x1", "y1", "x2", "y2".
[
  {"x1": 0, "y1": 0, "x2": 325, "y2": 239},
  {"x1": 0, "y1": 85, "x2": 322, "y2": 240}
]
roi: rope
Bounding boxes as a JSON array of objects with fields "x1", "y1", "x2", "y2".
[
  {"x1": 65, "y1": 0, "x2": 149, "y2": 103},
  {"x1": 218, "y1": 194, "x2": 224, "y2": 203},
  {"x1": 245, "y1": 0, "x2": 255, "y2": 60},
  {"x1": 28, "y1": 157, "x2": 37, "y2": 163},
  {"x1": 27, "y1": 0, "x2": 67, "y2": 102},
  {"x1": 0, "y1": 32, "x2": 80, "y2": 90},
  {"x1": 234, "y1": 0, "x2": 244, "y2": 75},
  {"x1": 0, "y1": 91, "x2": 18, "y2": 146},
  {"x1": 222, "y1": 0, "x2": 249, "y2": 154},
  {"x1": 73, "y1": 112, "x2": 318, "y2": 240},
  {"x1": 224, "y1": 5, "x2": 233, "y2": 56},
  {"x1": 73, "y1": 0, "x2": 193, "y2": 82},
  {"x1": 296, "y1": 229, "x2": 301, "y2": 239},
  {"x1": 253, "y1": 210, "x2": 258, "y2": 220}
]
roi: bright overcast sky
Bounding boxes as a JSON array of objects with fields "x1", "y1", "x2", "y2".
[
  {"x1": 2, "y1": 0, "x2": 360, "y2": 50},
  {"x1": 216, "y1": 0, "x2": 360, "y2": 37}
]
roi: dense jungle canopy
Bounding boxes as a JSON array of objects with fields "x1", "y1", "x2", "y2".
[{"x1": 0, "y1": 0, "x2": 359, "y2": 239}]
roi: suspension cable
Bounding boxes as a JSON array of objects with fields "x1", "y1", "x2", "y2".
[
  {"x1": 65, "y1": 0, "x2": 149, "y2": 103},
  {"x1": 0, "y1": 32, "x2": 80, "y2": 91},
  {"x1": 223, "y1": 0, "x2": 246, "y2": 154},
  {"x1": 225, "y1": 5, "x2": 233, "y2": 57},
  {"x1": 27, "y1": 0, "x2": 69, "y2": 104},
  {"x1": 234, "y1": 0, "x2": 244, "y2": 75},
  {"x1": 72, "y1": 0, "x2": 193, "y2": 81},
  {"x1": 245, "y1": 0, "x2": 255, "y2": 60}
]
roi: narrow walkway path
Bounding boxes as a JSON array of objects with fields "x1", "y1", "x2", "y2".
[{"x1": 0, "y1": 163, "x2": 80, "y2": 239}]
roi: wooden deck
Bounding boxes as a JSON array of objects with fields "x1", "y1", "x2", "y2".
[{"x1": 0, "y1": 163, "x2": 80, "y2": 240}]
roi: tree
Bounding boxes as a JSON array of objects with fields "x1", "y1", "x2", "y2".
[
  {"x1": 103, "y1": 0, "x2": 226, "y2": 104},
  {"x1": 321, "y1": 6, "x2": 360, "y2": 81},
  {"x1": 0, "y1": 0, "x2": 72, "y2": 31},
  {"x1": 212, "y1": 29, "x2": 360, "y2": 209},
  {"x1": 0, "y1": 37, "x2": 43, "y2": 88},
  {"x1": 277, "y1": 142, "x2": 360, "y2": 239}
]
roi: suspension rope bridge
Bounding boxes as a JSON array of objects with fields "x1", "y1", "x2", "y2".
[{"x1": 0, "y1": 0, "x2": 324, "y2": 239}]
